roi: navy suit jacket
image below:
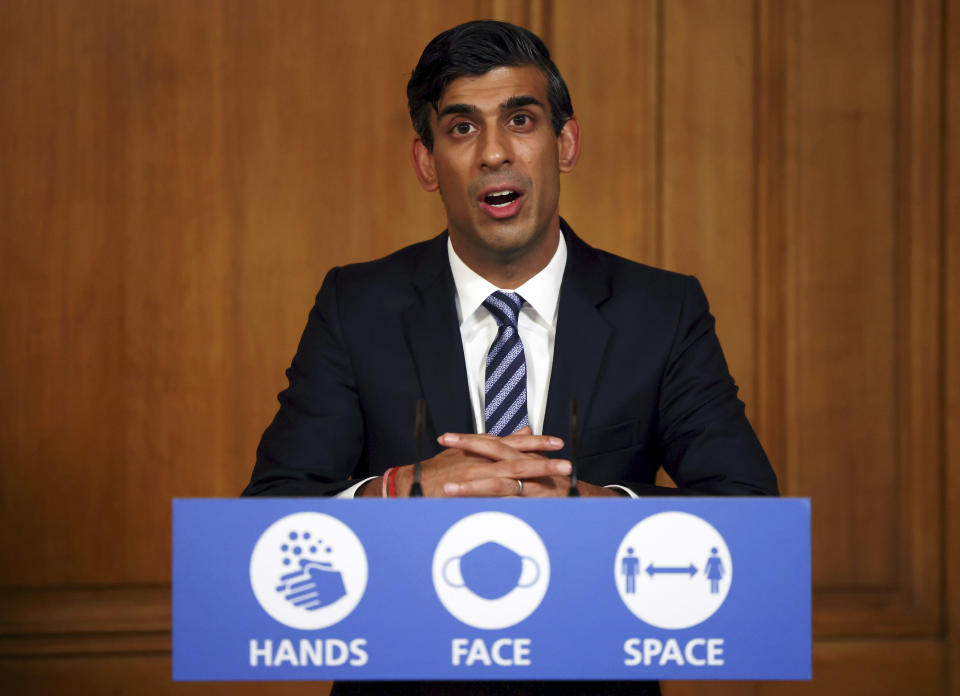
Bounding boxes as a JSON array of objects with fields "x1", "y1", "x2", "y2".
[{"x1": 243, "y1": 220, "x2": 778, "y2": 498}]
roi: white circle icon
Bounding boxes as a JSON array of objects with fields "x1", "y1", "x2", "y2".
[
  {"x1": 250, "y1": 512, "x2": 368, "y2": 630},
  {"x1": 432, "y1": 512, "x2": 550, "y2": 630},
  {"x1": 615, "y1": 511, "x2": 732, "y2": 629}
]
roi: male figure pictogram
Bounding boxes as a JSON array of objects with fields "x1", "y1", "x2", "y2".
[{"x1": 622, "y1": 547, "x2": 640, "y2": 594}]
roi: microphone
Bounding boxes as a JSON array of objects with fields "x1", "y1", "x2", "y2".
[
  {"x1": 408, "y1": 399, "x2": 425, "y2": 497},
  {"x1": 568, "y1": 398, "x2": 580, "y2": 497}
]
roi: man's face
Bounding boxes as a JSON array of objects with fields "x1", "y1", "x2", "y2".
[{"x1": 412, "y1": 65, "x2": 579, "y2": 274}]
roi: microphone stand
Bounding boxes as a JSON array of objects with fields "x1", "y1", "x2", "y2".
[
  {"x1": 568, "y1": 398, "x2": 580, "y2": 497},
  {"x1": 408, "y1": 399, "x2": 424, "y2": 497}
]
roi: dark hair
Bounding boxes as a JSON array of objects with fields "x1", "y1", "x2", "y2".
[{"x1": 407, "y1": 20, "x2": 574, "y2": 151}]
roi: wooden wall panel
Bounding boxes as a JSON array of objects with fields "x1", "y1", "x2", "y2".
[
  {"x1": 553, "y1": 0, "x2": 661, "y2": 266},
  {"x1": 0, "y1": 0, "x2": 498, "y2": 690},
  {"x1": 946, "y1": 0, "x2": 960, "y2": 691},
  {"x1": 665, "y1": 639, "x2": 945, "y2": 696},
  {"x1": 786, "y1": 0, "x2": 901, "y2": 590},
  {"x1": 0, "y1": 0, "x2": 957, "y2": 693},
  {"x1": 0, "y1": 0, "x2": 480, "y2": 588},
  {"x1": 0, "y1": 0, "x2": 137, "y2": 587},
  {"x1": 781, "y1": 0, "x2": 943, "y2": 637},
  {"x1": 660, "y1": 0, "x2": 758, "y2": 413},
  {"x1": 0, "y1": 655, "x2": 332, "y2": 695}
]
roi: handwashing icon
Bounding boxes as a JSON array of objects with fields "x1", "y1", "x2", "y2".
[
  {"x1": 275, "y1": 558, "x2": 347, "y2": 610},
  {"x1": 249, "y1": 512, "x2": 368, "y2": 631}
]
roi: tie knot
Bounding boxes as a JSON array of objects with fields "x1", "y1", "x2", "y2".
[{"x1": 483, "y1": 291, "x2": 524, "y2": 328}]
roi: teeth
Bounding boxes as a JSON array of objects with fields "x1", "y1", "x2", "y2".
[{"x1": 483, "y1": 189, "x2": 520, "y2": 209}]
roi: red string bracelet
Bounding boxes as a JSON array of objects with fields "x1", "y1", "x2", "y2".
[{"x1": 388, "y1": 466, "x2": 399, "y2": 498}]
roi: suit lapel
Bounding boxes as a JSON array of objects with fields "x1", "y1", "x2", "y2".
[
  {"x1": 402, "y1": 233, "x2": 475, "y2": 439},
  {"x1": 542, "y1": 223, "x2": 613, "y2": 448}
]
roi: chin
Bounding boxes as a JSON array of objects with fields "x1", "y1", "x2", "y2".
[
  {"x1": 482, "y1": 227, "x2": 538, "y2": 256},
  {"x1": 482, "y1": 213, "x2": 540, "y2": 241}
]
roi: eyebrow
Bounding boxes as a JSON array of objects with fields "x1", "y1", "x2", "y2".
[
  {"x1": 436, "y1": 95, "x2": 546, "y2": 120},
  {"x1": 503, "y1": 95, "x2": 545, "y2": 111}
]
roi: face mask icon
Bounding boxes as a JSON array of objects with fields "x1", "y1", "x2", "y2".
[{"x1": 442, "y1": 541, "x2": 540, "y2": 600}]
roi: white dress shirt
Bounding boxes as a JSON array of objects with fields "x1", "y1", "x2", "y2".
[
  {"x1": 338, "y1": 233, "x2": 635, "y2": 498},
  {"x1": 448, "y1": 233, "x2": 566, "y2": 435}
]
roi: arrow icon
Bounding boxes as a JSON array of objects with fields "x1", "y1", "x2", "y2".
[{"x1": 645, "y1": 562, "x2": 697, "y2": 578}]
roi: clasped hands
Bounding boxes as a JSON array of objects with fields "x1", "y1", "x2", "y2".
[{"x1": 361, "y1": 427, "x2": 617, "y2": 498}]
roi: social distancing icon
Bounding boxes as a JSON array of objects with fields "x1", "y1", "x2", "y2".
[{"x1": 615, "y1": 512, "x2": 732, "y2": 629}]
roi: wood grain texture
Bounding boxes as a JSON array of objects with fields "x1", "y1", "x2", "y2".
[
  {"x1": 786, "y1": 0, "x2": 901, "y2": 593},
  {"x1": 0, "y1": 654, "x2": 331, "y2": 695},
  {"x1": 0, "y1": 586, "x2": 168, "y2": 642},
  {"x1": 946, "y1": 0, "x2": 960, "y2": 692},
  {"x1": 0, "y1": 0, "x2": 480, "y2": 588},
  {"x1": 785, "y1": 0, "x2": 943, "y2": 638},
  {"x1": 551, "y1": 0, "x2": 670, "y2": 489},
  {"x1": 552, "y1": 0, "x2": 661, "y2": 266},
  {"x1": 664, "y1": 639, "x2": 944, "y2": 696},
  {"x1": 0, "y1": 0, "x2": 957, "y2": 692},
  {"x1": 755, "y1": 0, "x2": 790, "y2": 495},
  {"x1": 761, "y1": 639, "x2": 945, "y2": 695},
  {"x1": 661, "y1": 0, "x2": 758, "y2": 415},
  {"x1": 485, "y1": 0, "x2": 552, "y2": 41}
]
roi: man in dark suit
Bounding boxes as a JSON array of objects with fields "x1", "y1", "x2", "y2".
[
  {"x1": 243, "y1": 19, "x2": 777, "y2": 695},
  {"x1": 244, "y1": 19, "x2": 776, "y2": 502}
]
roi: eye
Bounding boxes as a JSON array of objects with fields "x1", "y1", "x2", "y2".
[
  {"x1": 509, "y1": 114, "x2": 532, "y2": 128},
  {"x1": 451, "y1": 121, "x2": 476, "y2": 136}
]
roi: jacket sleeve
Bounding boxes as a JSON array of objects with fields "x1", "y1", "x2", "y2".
[
  {"x1": 242, "y1": 267, "x2": 364, "y2": 497},
  {"x1": 632, "y1": 275, "x2": 778, "y2": 496}
]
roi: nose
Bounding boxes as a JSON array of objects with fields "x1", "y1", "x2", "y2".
[{"x1": 479, "y1": 127, "x2": 511, "y2": 170}]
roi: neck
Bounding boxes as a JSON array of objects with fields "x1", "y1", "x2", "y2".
[{"x1": 450, "y1": 222, "x2": 561, "y2": 290}]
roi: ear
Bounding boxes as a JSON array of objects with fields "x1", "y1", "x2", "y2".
[
  {"x1": 411, "y1": 138, "x2": 439, "y2": 192},
  {"x1": 557, "y1": 117, "x2": 581, "y2": 173}
]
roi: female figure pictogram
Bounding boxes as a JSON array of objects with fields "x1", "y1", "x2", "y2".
[{"x1": 704, "y1": 547, "x2": 725, "y2": 594}]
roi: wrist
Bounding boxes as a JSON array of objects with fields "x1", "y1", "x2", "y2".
[
  {"x1": 356, "y1": 478, "x2": 382, "y2": 498},
  {"x1": 580, "y1": 481, "x2": 621, "y2": 497},
  {"x1": 393, "y1": 464, "x2": 414, "y2": 497}
]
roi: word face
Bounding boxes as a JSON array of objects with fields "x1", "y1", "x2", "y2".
[{"x1": 451, "y1": 638, "x2": 532, "y2": 667}]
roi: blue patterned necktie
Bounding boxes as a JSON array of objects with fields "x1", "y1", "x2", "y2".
[{"x1": 482, "y1": 291, "x2": 531, "y2": 436}]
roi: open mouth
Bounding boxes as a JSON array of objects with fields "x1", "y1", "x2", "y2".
[
  {"x1": 483, "y1": 190, "x2": 521, "y2": 207},
  {"x1": 478, "y1": 188, "x2": 525, "y2": 219}
]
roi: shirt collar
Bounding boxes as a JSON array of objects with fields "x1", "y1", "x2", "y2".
[{"x1": 447, "y1": 232, "x2": 567, "y2": 327}]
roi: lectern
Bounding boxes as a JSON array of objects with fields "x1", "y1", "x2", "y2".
[{"x1": 173, "y1": 498, "x2": 810, "y2": 681}]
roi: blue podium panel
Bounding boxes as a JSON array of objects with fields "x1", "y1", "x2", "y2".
[{"x1": 172, "y1": 498, "x2": 810, "y2": 682}]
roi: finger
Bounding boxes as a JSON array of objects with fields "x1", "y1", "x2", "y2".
[
  {"x1": 413, "y1": 450, "x2": 495, "y2": 496},
  {"x1": 439, "y1": 432, "x2": 563, "y2": 456},
  {"x1": 444, "y1": 472, "x2": 574, "y2": 498},
  {"x1": 506, "y1": 476, "x2": 570, "y2": 498},
  {"x1": 501, "y1": 458, "x2": 572, "y2": 480},
  {"x1": 502, "y1": 429, "x2": 564, "y2": 452},
  {"x1": 444, "y1": 458, "x2": 571, "y2": 486},
  {"x1": 443, "y1": 476, "x2": 526, "y2": 498}
]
